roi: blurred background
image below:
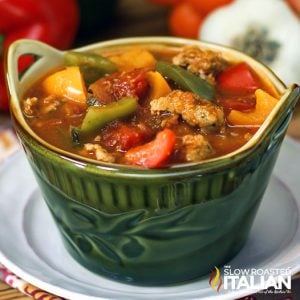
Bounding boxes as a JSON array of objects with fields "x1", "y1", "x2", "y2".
[{"x1": 0, "y1": 0, "x2": 299, "y2": 299}]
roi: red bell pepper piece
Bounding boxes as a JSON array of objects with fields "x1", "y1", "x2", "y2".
[
  {"x1": 0, "y1": 0, "x2": 79, "y2": 111},
  {"x1": 124, "y1": 128, "x2": 176, "y2": 168},
  {"x1": 217, "y1": 62, "x2": 259, "y2": 93}
]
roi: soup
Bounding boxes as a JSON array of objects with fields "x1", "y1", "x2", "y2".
[{"x1": 22, "y1": 44, "x2": 280, "y2": 168}]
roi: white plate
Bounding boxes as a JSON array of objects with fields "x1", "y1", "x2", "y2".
[{"x1": 0, "y1": 137, "x2": 300, "y2": 300}]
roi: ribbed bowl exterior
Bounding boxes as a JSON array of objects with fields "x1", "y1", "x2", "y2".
[{"x1": 14, "y1": 111, "x2": 289, "y2": 285}]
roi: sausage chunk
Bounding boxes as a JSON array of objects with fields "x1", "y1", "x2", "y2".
[
  {"x1": 182, "y1": 134, "x2": 214, "y2": 162},
  {"x1": 23, "y1": 97, "x2": 38, "y2": 116},
  {"x1": 84, "y1": 143, "x2": 115, "y2": 163},
  {"x1": 172, "y1": 46, "x2": 227, "y2": 84},
  {"x1": 23, "y1": 95, "x2": 62, "y2": 116},
  {"x1": 150, "y1": 90, "x2": 224, "y2": 130}
]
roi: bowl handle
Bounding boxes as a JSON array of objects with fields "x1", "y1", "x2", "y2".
[
  {"x1": 6, "y1": 39, "x2": 63, "y2": 101},
  {"x1": 267, "y1": 85, "x2": 300, "y2": 148}
]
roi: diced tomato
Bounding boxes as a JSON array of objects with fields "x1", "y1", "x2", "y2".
[
  {"x1": 89, "y1": 69, "x2": 149, "y2": 104},
  {"x1": 102, "y1": 122, "x2": 153, "y2": 151},
  {"x1": 124, "y1": 128, "x2": 176, "y2": 168},
  {"x1": 218, "y1": 95, "x2": 256, "y2": 112},
  {"x1": 217, "y1": 63, "x2": 259, "y2": 93}
]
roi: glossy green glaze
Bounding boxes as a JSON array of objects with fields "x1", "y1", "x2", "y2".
[
  {"x1": 15, "y1": 105, "x2": 293, "y2": 285},
  {"x1": 8, "y1": 37, "x2": 300, "y2": 286}
]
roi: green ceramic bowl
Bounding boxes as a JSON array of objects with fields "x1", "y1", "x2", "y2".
[{"x1": 6, "y1": 37, "x2": 300, "y2": 286}]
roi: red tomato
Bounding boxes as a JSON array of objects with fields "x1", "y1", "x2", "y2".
[
  {"x1": 169, "y1": 2, "x2": 204, "y2": 38},
  {"x1": 218, "y1": 95, "x2": 256, "y2": 112},
  {"x1": 187, "y1": 0, "x2": 234, "y2": 16},
  {"x1": 102, "y1": 122, "x2": 153, "y2": 151},
  {"x1": 89, "y1": 69, "x2": 149, "y2": 104},
  {"x1": 124, "y1": 128, "x2": 176, "y2": 168},
  {"x1": 217, "y1": 63, "x2": 259, "y2": 93}
]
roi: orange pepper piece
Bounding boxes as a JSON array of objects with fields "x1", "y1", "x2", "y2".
[
  {"x1": 110, "y1": 48, "x2": 156, "y2": 71},
  {"x1": 146, "y1": 71, "x2": 171, "y2": 99},
  {"x1": 227, "y1": 89, "x2": 279, "y2": 126},
  {"x1": 41, "y1": 66, "x2": 87, "y2": 103}
]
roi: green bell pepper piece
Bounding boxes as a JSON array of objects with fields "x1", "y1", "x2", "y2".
[
  {"x1": 156, "y1": 61, "x2": 216, "y2": 100},
  {"x1": 64, "y1": 51, "x2": 117, "y2": 84},
  {"x1": 71, "y1": 96, "x2": 138, "y2": 143}
]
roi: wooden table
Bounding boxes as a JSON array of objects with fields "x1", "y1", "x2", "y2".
[{"x1": 0, "y1": 0, "x2": 299, "y2": 299}]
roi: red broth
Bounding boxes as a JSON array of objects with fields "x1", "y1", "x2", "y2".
[{"x1": 22, "y1": 45, "x2": 278, "y2": 168}]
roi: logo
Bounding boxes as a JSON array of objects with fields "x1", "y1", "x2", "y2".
[
  {"x1": 209, "y1": 266, "x2": 223, "y2": 292},
  {"x1": 208, "y1": 266, "x2": 292, "y2": 294}
]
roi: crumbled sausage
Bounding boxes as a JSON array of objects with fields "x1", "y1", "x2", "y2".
[
  {"x1": 23, "y1": 97, "x2": 38, "y2": 116},
  {"x1": 23, "y1": 95, "x2": 62, "y2": 117},
  {"x1": 84, "y1": 143, "x2": 115, "y2": 163},
  {"x1": 172, "y1": 46, "x2": 227, "y2": 84},
  {"x1": 40, "y1": 95, "x2": 61, "y2": 114},
  {"x1": 182, "y1": 134, "x2": 214, "y2": 162},
  {"x1": 150, "y1": 90, "x2": 224, "y2": 129}
]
